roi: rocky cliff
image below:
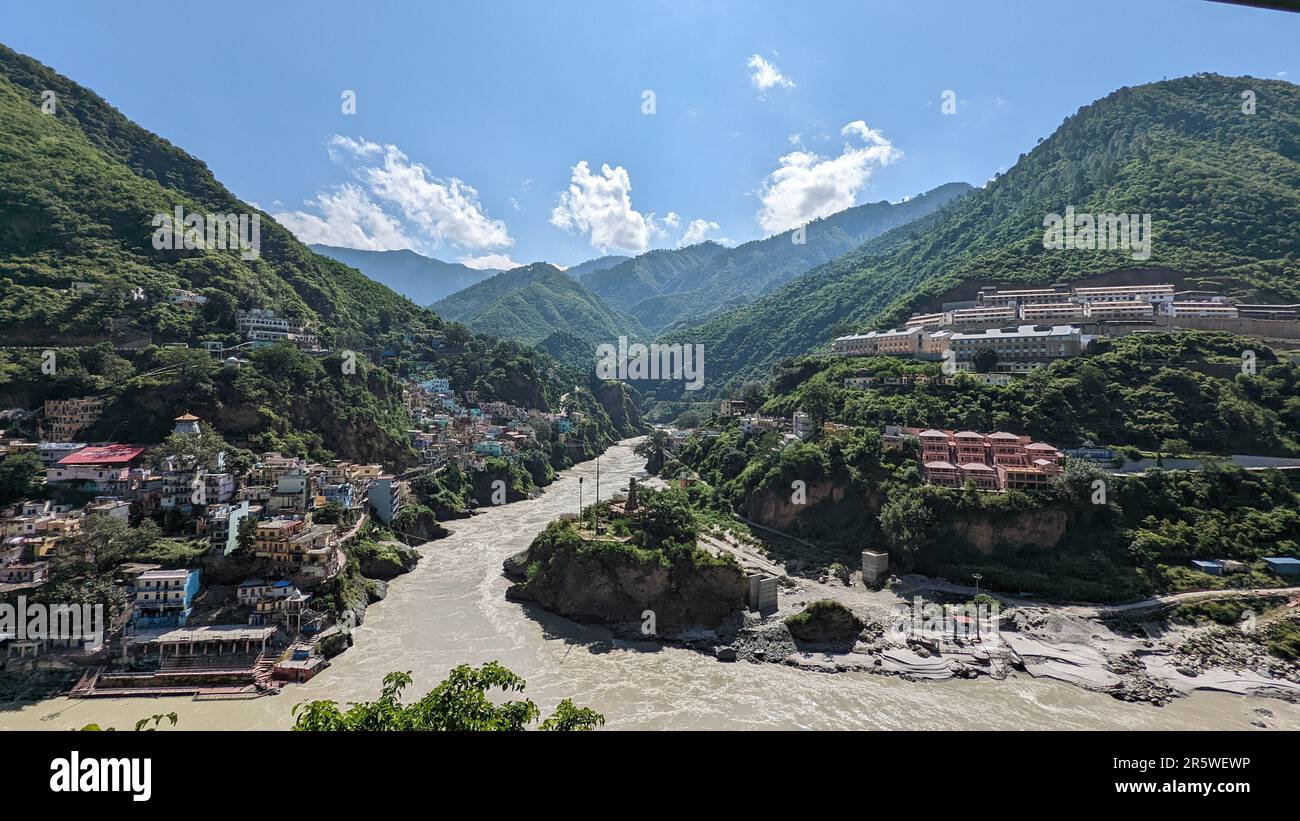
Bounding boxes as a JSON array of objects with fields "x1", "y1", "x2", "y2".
[{"x1": 505, "y1": 522, "x2": 748, "y2": 633}]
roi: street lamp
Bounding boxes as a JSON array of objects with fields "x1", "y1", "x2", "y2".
[{"x1": 972, "y1": 573, "x2": 984, "y2": 642}]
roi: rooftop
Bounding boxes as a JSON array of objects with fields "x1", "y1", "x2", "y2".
[{"x1": 56, "y1": 444, "x2": 147, "y2": 465}]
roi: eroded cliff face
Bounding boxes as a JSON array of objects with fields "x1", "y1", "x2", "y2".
[
  {"x1": 946, "y1": 509, "x2": 1070, "y2": 555},
  {"x1": 506, "y1": 537, "x2": 747, "y2": 632},
  {"x1": 744, "y1": 482, "x2": 885, "y2": 530}
]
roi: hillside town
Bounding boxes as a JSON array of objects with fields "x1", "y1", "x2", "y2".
[{"x1": 0, "y1": 365, "x2": 592, "y2": 698}]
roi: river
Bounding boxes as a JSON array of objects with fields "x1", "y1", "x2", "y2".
[{"x1": 2, "y1": 440, "x2": 1296, "y2": 731}]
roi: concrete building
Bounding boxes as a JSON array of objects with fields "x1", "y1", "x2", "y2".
[
  {"x1": 42, "y1": 397, "x2": 104, "y2": 442},
  {"x1": 1071, "y1": 284, "x2": 1175, "y2": 305},
  {"x1": 132, "y1": 568, "x2": 201, "y2": 628},
  {"x1": 206, "y1": 501, "x2": 250, "y2": 555},
  {"x1": 1160, "y1": 301, "x2": 1240, "y2": 319},
  {"x1": 948, "y1": 324, "x2": 1082, "y2": 362},
  {"x1": 370, "y1": 476, "x2": 403, "y2": 525},
  {"x1": 950, "y1": 305, "x2": 1018, "y2": 326},
  {"x1": 1085, "y1": 301, "x2": 1154, "y2": 319}
]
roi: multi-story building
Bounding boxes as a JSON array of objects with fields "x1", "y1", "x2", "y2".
[
  {"x1": 1021, "y1": 303, "x2": 1085, "y2": 321},
  {"x1": 950, "y1": 305, "x2": 1018, "y2": 327},
  {"x1": 1071, "y1": 284, "x2": 1175, "y2": 305},
  {"x1": 1085, "y1": 301, "x2": 1154, "y2": 319},
  {"x1": 830, "y1": 326, "x2": 926, "y2": 356},
  {"x1": 369, "y1": 477, "x2": 403, "y2": 525},
  {"x1": 915, "y1": 428, "x2": 1063, "y2": 491},
  {"x1": 903, "y1": 312, "x2": 950, "y2": 330},
  {"x1": 977, "y1": 286, "x2": 1071, "y2": 308},
  {"x1": 792, "y1": 411, "x2": 813, "y2": 440},
  {"x1": 42, "y1": 397, "x2": 105, "y2": 442},
  {"x1": 1237, "y1": 304, "x2": 1300, "y2": 321},
  {"x1": 1159, "y1": 301, "x2": 1240, "y2": 319},
  {"x1": 235, "y1": 308, "x2": 292, "y2": 340},
  {"x1": 948, "y1": 324, "x2": 1082, "y2": 362},
  {"x1": 131, "y1": 568, "x2": 201, "y2": 628},
  {"x1": 205, "y1": 501, "x2": 251, "y2": 555}
]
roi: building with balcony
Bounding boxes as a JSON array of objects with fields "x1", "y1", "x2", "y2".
[{"x1": 131, "y1": 568, "x2": 201, "y2": 628}]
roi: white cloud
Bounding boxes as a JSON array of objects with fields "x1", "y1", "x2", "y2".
[
  {"x1": 662, "y1": 211, "x2": 681, "y2": 229},
  {"x1": 459, "y1": 253, "x2": 521, "y2": 271},
  {"x1": 550, "y1": 161, "x2": 657, "y2": 254},
  {"x1": 678, "y1": 219, "x2": 721, "y2": 248},
  {"x1": 273, "y1": 184, "x2": 416, "y2": 251},
  {"x1": 755, "y1": 120, "x2": 901, "y2": 235},
  {"x1": 275, "y1": 136, "x2": 512, "y2": 257},
  {"x1": 748, "y1": 54, "x2": 795, "y2": 92}
]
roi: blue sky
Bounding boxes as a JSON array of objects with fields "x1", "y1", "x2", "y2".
[{"x1": 3, "y1": 0, "x2": 1297, "y2": 269}]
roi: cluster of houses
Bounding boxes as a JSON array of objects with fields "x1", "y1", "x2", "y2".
[
  {"x1": 402, "y1": 377, "x2": 587, "y2": 472},
  {"x1": 885, "y1": 426, "x2": 1067, "y2": 492},
  {"x1": 0, "y1": 409, "x2": 409, "y2": 692}
]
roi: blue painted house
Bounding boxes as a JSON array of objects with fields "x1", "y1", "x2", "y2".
[{"x1": 131, "y1": 568, "x2": 201, "y2": 628}]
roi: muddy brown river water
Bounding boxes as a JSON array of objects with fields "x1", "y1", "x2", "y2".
[{"x1": 3, "y1": 440, "x2": 1296, "y2": 731}]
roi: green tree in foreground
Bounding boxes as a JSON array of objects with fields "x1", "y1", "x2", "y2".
[{"x1": 290, "y1": 662, "x2": 605, "y2": 731}]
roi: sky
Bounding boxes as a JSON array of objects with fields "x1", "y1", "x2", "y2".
[{"x1": 2, "y1": 0, "x2": 1297, "y2": 269}]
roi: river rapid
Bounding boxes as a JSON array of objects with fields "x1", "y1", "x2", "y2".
[{"x1": 3, "y1": 440, "x2": 1296, "y2": 731}]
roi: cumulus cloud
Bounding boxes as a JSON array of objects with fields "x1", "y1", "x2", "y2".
[
  {"x1": 273, "y1": 184, "x2": 415, "y2": 251},
  {"x1": 755, "y1": 120, "x2": 902, "y2": 235},
  {"x1": 550, "y1": 161, "x2": 657, "y2": 254},
  {"x1": 678, "y1": 219, "x2": 721, "y2": 248},
  {"x1": 748, "y1": 54, "x2": 795, "y2": 92},
  {"x1": 459, "y1": 253, "x2": 521, "y2": 271},
  {"x1": 273, "y1": 135, "x2": 513, "y2": 257}
]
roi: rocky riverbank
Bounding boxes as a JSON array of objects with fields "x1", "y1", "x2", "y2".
[{"x1": 504, "y1": 515, "x2": 1300, "y2": 708}]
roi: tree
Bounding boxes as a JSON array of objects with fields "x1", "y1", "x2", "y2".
[
  {"x1": 879, "y1": 490, "x2": 934, "y2": 570},
  {"x1": 0, "y1": 452, "x2": 43, "y2": 505},
  {"x1": 313, "y1": 501, "x2": 344, "y2": 525},
  {"x1": 235, "y1": 516, "x2": 257, "y2": 556},
  {"x1": 291, "y1": 663, "x2": 604, "y2": 731},
  {"x1": 636, "y1": 487, "x2": 698, "y2": 548},
  {"x1": 149, "y1": 422, "x2": 229, "y2": 471},
  {"x1": 802, "y1": 380, "x2": 837, "y2": 425},
  {"x1": 972, "y1": 348, "x2": 999, "y2": 374},
  {"x1": 674, "y1": 409, "x2": 702, "y2": 430}
]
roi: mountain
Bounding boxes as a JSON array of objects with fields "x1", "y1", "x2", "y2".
[
  {"x1": 562, "y1": 254, "x2": 630, "y2": 279},
  {"x1": 581, "y1": 182, "x2": 973, "y2": 332},
  {"x1": 432, "y1": 263, "x2": 645, "y2": 368},
  {"x1": 652, "y1": 73, "x2": 1300, "y2": 400},
  {"x1": 0, "y1": 43, "x2": 636, "y2": 462},
  {"x1": 0, "y1": 44, "x2": 438, "y2": 352},
  {"x1": 309, "y1": 244, "x2": 499, "y2": 305}
]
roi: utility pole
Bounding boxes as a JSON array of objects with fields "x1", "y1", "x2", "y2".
[
  {"x1": 972, "y1": 573, "x2": 983, "y2": 642},
  {"x1": 595, "y1": 456, "x2": 600, "y2": 505},
  {"x1": 578, "y1": 476, "x2": 583, "y2": 521}
]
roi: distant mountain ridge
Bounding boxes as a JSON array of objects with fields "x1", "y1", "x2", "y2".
[
  {"x1": 580, "y1": 182, "x2": 974, "y2": 332},
  {"x1": 562, "y1": 254, "x2": 630, "y2": 279},
  {"x1": 431, "y1": 263, "x2": 645, "y2": 371},
  {"x1": 309, "y1": 244, "x2": 499, "y2": 306},
  {"x1": 649, "y1": 73, "x2": 1300, "y2": 401}
]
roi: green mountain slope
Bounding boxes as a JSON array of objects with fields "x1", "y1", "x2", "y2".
[
  {"x1": 433, "y1": 263, "x2": 645, "y2": 348},
  {"x1": 0, "y1": 43, "x2": 435, "y2": 352},
  {"x1": 0, "y1": 44, "x2": 639, "y2": 461},
  {"x1": 309, "y1": 244, "x2": 498, "y2": 306},
  {"x1": 562, "y1": 254, "x2": 630, "y2": 279},
  {"x1": 656, "y1": 73, "x2": 1300, "y2": 399},
  {"x1": 583, "y1": 182, "x2": 973, "y2": 332}
]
